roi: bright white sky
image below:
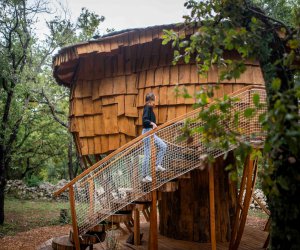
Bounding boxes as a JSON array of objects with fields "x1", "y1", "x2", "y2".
[
  {"x1": 69, "y1": 0, "x2": 188, "y2": 32},
  {"x1": 39, "y1": 0, "x2": 188, "y2": 35}
]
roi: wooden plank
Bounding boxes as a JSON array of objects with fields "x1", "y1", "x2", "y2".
[
  {"x1": 136, "y1": 108, "x2": 143, "y2": 125},
  {"x1": 125, "y1": 95, "x2": 138, "y2": 117},
  {"x1": 118, "y1": 116, "x2": 136, "y2": 137},
  {"x1": 146, "y1": 69, "x2": 155, "y2": 88},
  {"x1": 77, "y1": 117, "x2": 86, "y2": 137},
  {"x1": 82, "y1": 98, "x2": 94, "y2": 115},
  {"x1": 115, "y1": 95, "x2": 125, "y2": 116},
  {"x1": 184, "y1": 85, "x2": 196, "y2": 104},
  {"x1": 100, "y1": 136, "x2": 109, "y2": 153},
  {"x1": 252, "y1": 66, "x2": 265, "y2": 84},
  {"x1": 69, "y1": 186, "x2": 80, "y2": 250},
  {"x1": 80, "y1": 138, "x2": 89, "y2": 155},
  {"x1": 236, "y1": 66, "x2": 253, "y2": 84},
  {"x1": 154, "y1": 67, "x2": 163, "y2": 86},
  {"x1": 102, "y1": 96, "x2": 116, "y2": 106},
  {"x1": 94, "y1": 55, "x2": 105, "y2": 79},
  {"x1": 69, "y1": 118, "x2": 79, "y2": 132},
  {"x1": 99, "y1": 78, "x2": 113, "y2": 96},
  {"x1": 119, "y1": 133, "x2": 127, "y2": 146},
  {"x1": 92, "y1": 80, "x2": 99, "y2": 100},
  {"x1": 104, "y1": 57, "x2": 112, "y2": 78},
  {"x1": 94, "y1": 115, "x2": 105, "y2": 135},
  {"x1": 162, "y1": 67, "x2": 170, "y2": 85},
  {"x1": 124, "y1": 46, "x2": 131, "y2": 75},
  {"x1": 223, "y1": 84, "x2": 233, "y2": 95},
  {"x1": 117, "y1": 51, "x2": 124, "y2": 75},
  {"x1": 175, "y1": 105, "x2": 187, "y2": 117},
  {"x1": 87, "y1": 137, "x2": 95, "y2": 155},
  {"x1": 167, "y1": 86, "x2": 177, "y2": 105},
  {"x1": 208, "y1": 65, "x2": 219, "y2": 83},
  {"x1": 93, "y1": 99, "x2": 102, "y2": 114},
  {"x1": 138, "y1": 71, "x2": 147, "y2": 89},
  {"x1": 88, "y1": 180, "x2": 95, "y2": 217},
  {"x1": 108, "y1": 134, "x2": 120, "y2": 151},
  {"x1": 142, "y1": 42, "x2": 152, "y2": 70},
  {"x1": 179, "y1": 65, "x2": 191, "y2": 84},
  {"x1": 167, "y1": 106, "x2": 176, "y2": 121},
  {"x1": 126, "y1": 74, "x2": 138, "y2": 94},
  {"x1": 134, "y1": 208, "x2": 141, "y2": 245},
  {"x1": 113, "y1": 75, "x2": 126, "y2": 94},
  {"x1": 158, "y1": 106, "x2": 168, "y2": 124},
  {"x1": 73, "y1": 98, "x2": 84, "y2": 116},
  {"x1": 209, "y1": 164, "x2": 217, "y2": 250},
  {"x1": 84, "y1": 116, "x2": 95, "y2": 137},
  {"x1": 170, "y1": 66, "x2": 179, "y2": 85},
  {"x1": 102, "y1": 104, "x2": 118, "y2": 134},
  {"x1": 159, "y1": 86, "x2": 168, "y2": 105},
  {"x1": 74, "y1": 80, "x2": 84, "y2": 98},
  {"x1": 137, "y1": 88, "x2": 145, "y2": 107},
  {"x1": 81, "y1": 80, "x2": 92, "y2": 97},
  {"x1": 94, "y1": 136, "x2": 102, "y2": 154}
]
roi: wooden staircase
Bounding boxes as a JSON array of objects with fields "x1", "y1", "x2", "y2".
[{"x1": 52, "y1": 85, "x2": 267, "y2": 250}]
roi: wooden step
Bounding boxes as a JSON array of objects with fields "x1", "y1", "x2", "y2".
[
  {"x1": 106, "y1": 211, "x2": 132, "y2": 223},
  {"x1": 52, "y1": 235, "x2": 75, "y2": 250},
  {"x1": 158, "y1": 181, "x2": 178, "y2": 192},
  {"x1": 176, "y1": 172, "x2": 191, "y2": 179}
]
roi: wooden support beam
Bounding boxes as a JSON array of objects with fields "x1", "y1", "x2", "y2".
[
  {"x1": 149, "y1": 137, "x2": 158, "y2": 250},
  {"x1": 69, "y1": 186, "x2": 80, "y2": 250},
  {"x1": 134, "y1": 208, "x2": 141, "y2": 245},
  {"x1": 209, "y1": 164, "x2": 216, "y2": 250}
]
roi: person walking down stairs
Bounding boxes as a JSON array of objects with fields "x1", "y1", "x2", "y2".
[{"x1": 141, "y1": 93, "x2": 167, "y2": 182}]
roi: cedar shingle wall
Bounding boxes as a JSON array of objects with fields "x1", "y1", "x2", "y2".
[{"x1": 68, "y1": 39, "x2": 264, "y2": 156}]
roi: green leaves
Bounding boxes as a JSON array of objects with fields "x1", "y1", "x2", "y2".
[
  {"x1": 244, "y1": 108, "x2": 255, "y2": 118},
  {"x1": 272, "y1": 78, "x2": 281, "y2": 91}
]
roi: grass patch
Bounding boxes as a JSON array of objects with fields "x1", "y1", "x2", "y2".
[
  {"x1": 0, "y1": 196, "x2": 69, "y2": 237},
  {"x1": 248, "y1": 209, "x2": 269, "y2": 219}
]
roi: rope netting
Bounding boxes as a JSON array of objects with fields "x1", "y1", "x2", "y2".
[{"x1": 70, "y1": 87, "x2": 267, "y2": 235}]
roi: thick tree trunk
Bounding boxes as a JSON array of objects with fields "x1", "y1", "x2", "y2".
[{"x1": 158, "y1": 153, "x2": 237, "y2": 242}]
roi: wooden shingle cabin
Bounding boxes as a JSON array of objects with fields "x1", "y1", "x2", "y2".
[{"x1": 52, "y1": 24, "x2": 268, "y2": 250}]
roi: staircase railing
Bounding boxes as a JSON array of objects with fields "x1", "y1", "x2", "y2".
[{"x1": 54, "y1": 85, "x2": 267, "y2": 235}]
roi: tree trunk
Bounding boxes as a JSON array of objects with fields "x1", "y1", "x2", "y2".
[
  {"x1": 68, "y1": 137, "x2": 74, "y2": 180},
  {"x1": 158, "y1": 153, "x2": 237, "y2": 242},
  {"x1": 0, "y1": 147, "x2": 7, "y2": 225}
]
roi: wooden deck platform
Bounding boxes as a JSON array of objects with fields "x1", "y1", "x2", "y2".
[{"x1": 93, "y1": 222, "x2": 268, "y2": 250}]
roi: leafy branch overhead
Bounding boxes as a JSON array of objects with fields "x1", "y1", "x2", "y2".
[{"x1": 163, "y1": 1, "x2": 300, "y2": 249}]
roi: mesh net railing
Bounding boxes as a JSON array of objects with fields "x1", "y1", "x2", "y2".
[{"x1": 66, "y1": 86, "x2": 267, "y2": 235}]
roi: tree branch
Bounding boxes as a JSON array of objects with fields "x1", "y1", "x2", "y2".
[{"x1": 41, "y1": 89, "x2": 68, "y2": 128}]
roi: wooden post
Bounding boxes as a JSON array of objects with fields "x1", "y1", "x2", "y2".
[
  {"x1": 209, "y1": 163, "x2": 216, "y2": 250},
  {"x1": 134, "y1": 207, "x2": 141, "y2": 245},
  {"x1": 69, "y1": 186, "x2": 80, "y2": 250},
  {"x1": 149, "y1": 136, "x2": 158, "y2": 250}
]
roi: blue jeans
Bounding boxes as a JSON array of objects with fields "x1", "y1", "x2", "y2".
[{"x1": 142, "y1": 128, "x2": 167, "y2": 177}]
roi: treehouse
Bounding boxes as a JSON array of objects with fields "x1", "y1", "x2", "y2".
[{"x1": 50, "y1": 24, "x2": 269, "y2": 250}]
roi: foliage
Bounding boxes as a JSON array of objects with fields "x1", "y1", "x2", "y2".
[
  {"x1": 0, "y1": 0, "x2": 106, "y2": 224},
  {"x1": 163, "y1": 0, "x2": 300, "y2": 248}
]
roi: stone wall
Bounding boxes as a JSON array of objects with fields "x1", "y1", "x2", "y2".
[
  {"x1": 5, "y1": 180, "x2": 69, "y2": 201},
  {"x1": 5, "y1": 180, "x2": 268, "y2": 211}
]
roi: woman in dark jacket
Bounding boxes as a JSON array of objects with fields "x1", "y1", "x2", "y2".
[{"x1": 141, "y1": 93, "x2": 167, "y2": 182}]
